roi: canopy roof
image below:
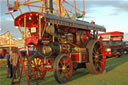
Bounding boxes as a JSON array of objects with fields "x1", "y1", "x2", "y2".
[{"x1": 14, "y1": 12, "x2": 106, "y2": 32}]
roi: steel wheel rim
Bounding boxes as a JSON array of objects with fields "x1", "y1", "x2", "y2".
[
  {"x1": 31, "y1": 56, "x2": 46, "y2": 80},
  {"x1": 92, "y1": 41, "x2": 106, "y2": 73},
  {"x1": 57, "y1": 56, "x2": 73, "y2": 83}
]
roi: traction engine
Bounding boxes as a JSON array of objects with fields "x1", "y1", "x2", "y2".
[{"x1": 7, "y1": 0, "x2": 106, "y2": 84}]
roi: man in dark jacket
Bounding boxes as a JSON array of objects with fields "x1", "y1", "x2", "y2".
[{"x1": 5, "y1": 51, "x2": 12, "y2": 78}]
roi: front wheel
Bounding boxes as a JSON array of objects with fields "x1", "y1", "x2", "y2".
[
  {"x1": 86, "y1": 40, "x2": 106, "y2": 74},
  {"x1": 54, "y1": 54, "x2": 73, "y2": 83},
  {"x1": 31, "y1": 53, "x2": 47, "y2": 80}
]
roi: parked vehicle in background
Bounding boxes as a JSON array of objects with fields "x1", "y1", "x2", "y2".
[
  {"x1": 98, "y1": 31, "x2": 124, "y2": 57},
  {"x1": 123, "y1": 41, "x2": 128, "y2": 54}
]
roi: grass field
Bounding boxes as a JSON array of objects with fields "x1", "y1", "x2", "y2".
[{"x1": 0, "y1": 55, "x2": 128, "y2": 85}]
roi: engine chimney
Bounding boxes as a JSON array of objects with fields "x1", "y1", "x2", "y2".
[{"x1": 45, "y1": 0, "x2": 53, "y2": 14}]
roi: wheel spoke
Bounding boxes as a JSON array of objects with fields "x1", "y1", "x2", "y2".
[
  {"x1": 58, "y1": 67, "x2": 62, "y2": 71},
  {"x1": 63, "y1": 57, "x2": 66, "y2": 66},
  {"x1": 64, "y1": 72, "x2": 69, "y2": 81},
  {"x1": 65, "y1": 60, "x2": 70, "y2": 67},
  {"x1": 59, "y1": 71, "x2": 65, "y2": 80},
  {"x1": 97, "y1": 46, "x2": 102, "y2": 51},
  {"x1": 98, "y1": 53, "x2": 104, "y2": 56},
  {"x1": 93, "y1": 48, "x2": 97, "y2": 55},
  {"x1": 33, "y1": 59, "x2": 36, "y2": 67},
  {"x1": 98, "y1": 60, "x2": 104, "y2": 65},
  {"x1": 59, "y1": 60, "x2": 64, "y2": 66}
]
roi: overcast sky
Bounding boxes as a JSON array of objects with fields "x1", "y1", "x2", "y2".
[{"x1": 0, "y1": 0, "x2": 128, "y2": 39}]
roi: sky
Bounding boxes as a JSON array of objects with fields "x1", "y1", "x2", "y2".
[{"x1": 0, "y1": 0, "x2": 128, "y2": 39}]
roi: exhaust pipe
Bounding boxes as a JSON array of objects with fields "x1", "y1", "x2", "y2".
[{"x1": 45, "y1": 0, "x2": 53, "y2": 14}]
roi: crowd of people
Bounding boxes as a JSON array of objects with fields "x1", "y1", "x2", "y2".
[{"x1": 0, "y1": 48, "x2": 20, "y2": 78}]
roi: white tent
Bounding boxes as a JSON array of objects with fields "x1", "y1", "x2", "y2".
[{"x1": 0, "y1": 31, "x2": 24, "y2": 48}]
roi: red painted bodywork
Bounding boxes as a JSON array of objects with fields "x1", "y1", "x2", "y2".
[
  {"x1": 26, "y1": 36, "x2": 39, "y2": 45},
  {"x1": 106, "y1": 51, "x2": 112, "y2": 57},
  {"x1": 14, "y1": 12, "x2": 46, "y2": 45},
  {"x1": 14, "y1": 12, "x2": 44, "y2": 27},
  {"x1": 81, "y1": 32, "x2": 88, "y2": 43},
  {"x1": 90, "y1": 21, "x2": 95, "y2": 24},
  {"x1": 98, "y1": 31, "x2": 124, "y2": 36},
  {"x1": 70, "y1": 53, "x2": 80, "y2": 62},
  {"x1": 70, "y1": 53, "x2": 87, "y2": 63},
  {"x1": 70, "y1": 48, "x2": 88, "y2": 63}
]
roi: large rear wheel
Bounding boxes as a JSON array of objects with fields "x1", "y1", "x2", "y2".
[
  {"x1": 86, "y1": 40, "x2": 106, "y2": 74},
  {"x1": 54, "y1": 54, "x2": 73, "y2": 83}
]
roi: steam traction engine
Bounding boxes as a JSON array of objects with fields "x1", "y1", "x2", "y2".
[{"x1": 7, "y1": 0, "x2": 106, "y2": 84}]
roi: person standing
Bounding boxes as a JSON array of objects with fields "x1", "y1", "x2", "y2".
[
  {"x1": 9, "y1": 48, "x2": 20, "y2": 78},
  {"x1": 4, "y1": 50, "x2": 11, "y2": 78}
]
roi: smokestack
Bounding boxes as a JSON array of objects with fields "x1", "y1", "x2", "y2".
[{"x1": 45, "y1": 0, "x2": 53, "y2": 14}]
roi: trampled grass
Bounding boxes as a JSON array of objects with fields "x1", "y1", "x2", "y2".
[{"x1": 0, "y1": 55, "x2": 128, "y2": 85}]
